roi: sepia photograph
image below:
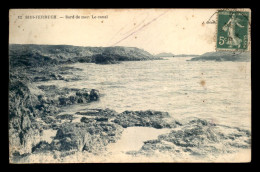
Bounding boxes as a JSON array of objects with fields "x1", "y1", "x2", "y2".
[{"x1": 9, "y1": 8, "x2": 251, "y2": 163}]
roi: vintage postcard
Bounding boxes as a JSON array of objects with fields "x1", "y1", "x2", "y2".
[{"x1": 9, "y1": 9, "x2": 251, "y2": 163}]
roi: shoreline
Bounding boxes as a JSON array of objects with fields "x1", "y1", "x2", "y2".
[{"x1": 9, "y1": 49, "x2": 251, "y2": 163}]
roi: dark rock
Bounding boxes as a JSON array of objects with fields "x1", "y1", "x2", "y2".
[
  {"x1": 41, "y1": 116, "x2": 57, "y2": 124},
  {"x1": 76, "y1": 89, "x2": 89, "y2": 97},
  {"x1": 89, "y1": 89, "x2": 100, "y2": 101},
  {"x1": 130, "y1": 118, "x2": 251, "y2": 157},
  {"x1": 56, "y1": 114, "x2": 75, "y2": 120},
  {"x1": 80, "y1": 117, "x2": 95, "y2": 123},
  {"x1": 9, "y1": 75, "x2": 44, "y2": 155},
  {"x1": 113, "y1": 110, "x2": 180, "y2": 129},
  {"x1": 95, "y1": 117, "x2": 109, "y2": 122},
  {"x1": 58, "y1": 97, "x2": 69, "y2": 106},
  {"x1": 76, "y1": 108, "x2": 118, "y2": 118},
  {"x1": 51, "y1": 122, "x2": 123, "y2": 152},
  {"x1": 77, "y1": 98, "x2": 84, "y2": 103},
  {"x1": 32, "y1": 141, "x2": 52, "y2": 153},
  {"x1": 21, "y1": 115, "x2": 31, "y2": 130},
  {"x1": 9, "y1": 66, "x2": 100, "y2": 158}
]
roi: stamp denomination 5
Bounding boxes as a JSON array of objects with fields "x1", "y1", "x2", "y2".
[{"x1": 216, "y1": 10, "x2": 250, "y2": 51}]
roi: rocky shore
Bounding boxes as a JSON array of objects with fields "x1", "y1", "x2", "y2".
[
  {"x1": 127, "y1": 119, "x2": 251, "y2": 160},
  {"x1": 9, "y1": 45, "x2": 251, "y2": 163},
  {"x1": 8, "y1": 45, "x2": 169, "y2": 162},
  {"x1": 9, "y1": 63, "x2": 251, "y2": 162}
]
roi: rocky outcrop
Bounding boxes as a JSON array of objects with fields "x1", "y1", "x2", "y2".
[
  {"x1": 89, "y1": 89, "x2": 100, "y2": 101},
  {"x1": 80, "y1": 117, "x2": 95, "y2": 123},
  {"x1": 30, "y1": 108, "x2": 184, "y2": 156},
  {"x1": 76, "y1": 108, "x2": 118, "y2": 117},
  {"x1": 9, "y1": 68, "x2": 100, "y2": 157},
  {"x1": 113, "y1": 110, "x2": 181, "y2": 129},
  {"x1": 30, "y1": 121, "x2": 124, "y2": 154},
  {"x1": 51, "y1": 122, "x2": 123, "y2": 152},
  {"x1": 37, "y1": 85, "x2": 100, "y2": 106},
  {"x1": 28, "y1": 66, "x2": 83, "y2": 83},
  {"x1": 127, "y1": 118, "x2": 251, "y2": 158},
  {"x1": 189, "y1": 51, "x2": 251, "y2": 62},
  {"x1": 9, "y1": 74, "x2": 43, "y2": 155}
]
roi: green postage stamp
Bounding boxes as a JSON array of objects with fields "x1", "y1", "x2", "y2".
[{"x1": 216, "y1": 10, "x2": 250, "y2": 51}]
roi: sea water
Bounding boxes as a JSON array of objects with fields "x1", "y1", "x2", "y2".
[
  {"x1": 28, "y1": 57, "x2": 251, "y2": 162},
  {"x1": 36, "y1": 57, "x2": 251, "y2": 130}
]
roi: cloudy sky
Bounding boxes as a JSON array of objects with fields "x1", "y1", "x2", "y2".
[{"x1": 9, "y1": 9, "x2": 218, "y2": 55}]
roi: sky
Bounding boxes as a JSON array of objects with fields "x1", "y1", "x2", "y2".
[{"x1": 9, "y1": 9, "x2": 218, "y2": 55}]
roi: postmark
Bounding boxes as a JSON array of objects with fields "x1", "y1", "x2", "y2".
[{"x1": 216, "y1": 10, "x2": 250, "y2": 51}]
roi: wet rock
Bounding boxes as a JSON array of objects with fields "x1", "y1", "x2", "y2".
[
  {"x1": 53, "y1": 125, "x2": 92, "y2": 151},
  {"x1": 64, "y1": 76, "x2": 81, "y2": 82},
  {"x1": 33, "y1": 76, "x2": 49, "y2": 82},
  {"x1": 38, "y1": 87, "x2": 98, "y2": 106},
  {"x1": 51, "y1": 122, "x2": 123, "y2": 152},
  {"x1": 80, "y1": 117, "x2": 95, "y2": 123},
  {"x1": 58, "y1": 88, "x2": 97, "y2": 105},
  {"x1": 130, "y1": 118, "x2": 251, "y2": 157},
  {"x1": 41, "y1": 116, "x2": 57, "y2": 124},
  {"x1": 56, "y1": 114, "x2": 75, "y2": 121},
  {"x1": 32, "y1": 73, "x2": 65, "y2": 82},
  {"x1": 10, "y1": 126, "x2": 42, "y2": 155},
  {"x1": 113, "y1": 110, "x2": 180, "y2": 129},
  {"x1": 9, "y1": 67, "x2": 101, "y2": 159},
  {"x1": 42, "y1": 105, "x2": 60, "y2": 115},
  {"x1": 37, "y1": 85, "x2": 57, "y2": 92},
  {"x1": 59, "y1": 66, "x2": 83, "y2": 72},
  {"x1": 51, "y1": 124, "x2": 59, "y2": 130},
  {"x1": 95, "y1": 117, "x2": 109, "y2": 122},
  {"x1": 50, "y1": 73, "x2": 64, "y2": 80},
  {"x1": 9, "y1": 76, "x2": 44, "y2": 156},
  {"x1": 89, "y1": 89, "x2": 100, "y2": 101},
  {"x1": 32, "y1": 141, "x2": 52, "y2": 153},
  {"x1": 76, "y1": 88, "x2": 90, "y2": 98},
  {"x1": 21, "y1": 115, "x2": 31, "y2": 130},
  {"x1": 58, "y1": 97, "x2": 69, "y2": 106},
  {"x1": 76, "y1": 108, "x2": 118, "y2": 117}
]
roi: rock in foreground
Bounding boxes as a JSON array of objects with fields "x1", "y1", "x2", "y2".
[
  {"x1": 127, "y1": 118, "x2": 251, "y2": 160},
  {"x1": 34, "y1": 121, "x2": 123, "y2": 153},
  {"x1": 113, "y1": 110, "x2": 181, "y2": 129}
]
